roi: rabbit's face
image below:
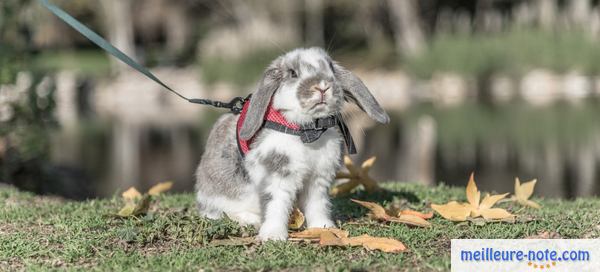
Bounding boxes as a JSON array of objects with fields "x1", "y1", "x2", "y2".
[
  {"x1": 271, "y1": 48, "x2": 343, "y2": 121},
  {"x1": 239, "y1": 47, "x2": 388, "y2": 141}
]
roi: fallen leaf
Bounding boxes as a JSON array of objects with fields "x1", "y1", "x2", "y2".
[
  {"x1": 343, "y1": 235, "x2": 406, "y2": 253},
  {"x1": 148, "y1": 181, "x2": 173, "y2": 196},
  {"x1": 318, "y1": 231, "x2": 346, "y2": 246},
  {"x1": 511, "y1": 178, "x2": 541, "y2": 209},
  {"x1": 331, "y1": 156, "x2": 380, "y2": 196},
  {"x1": 431, "y1": 201, "x2": 473, "y2": 221},
  {"x1": 351, "y1": 199, "x2": 431, "y2": 227},
  {"x1": 391, "y1": 214, "x2": 431, "y2": 228},
  {"x1": 351, "y1": 199, "x2": 389, "y2": 220},
  {"x1": 117, "y1": 195, "x2": 151, "y2": 217},
  {"x1": 117, "y1": 203, "x2": 137, "y2": 217},
  {"x1": 289, "y1": 228, "x2": 349, "y2": 239},
  {"x1": 122, "y1": 187, "x2": 142, "y2": 201},
  {"x1": 288, "y1": 208, "x2": 305, "y2": 230},
  {"x1": 399, "y1": 209, "x2": 434, "y2": 219},
  {"x1": 431, "y1": 173, "x2": 514, "y2": 222},
  {"x1": 319, "y1": 233, "x2": 406, "y2": 253}
]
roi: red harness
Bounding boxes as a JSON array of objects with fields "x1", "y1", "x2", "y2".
[
  {"x1": 235, "y1": 99, "x2": 356, "y2": 156},
  {"x1": 236, "y1": 100, "x2": 300, "y2": 155}
]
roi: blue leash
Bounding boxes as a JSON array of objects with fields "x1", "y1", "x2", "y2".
[{"x1": 38, "y1": 0, "x2": 245, "y2": 113}]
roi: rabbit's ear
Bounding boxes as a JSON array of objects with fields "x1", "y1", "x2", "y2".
[
  {"x1": 333, "y1": 63, "x2": 390, "y2": 124},
  {"x1": 239, "y1": 66, "x2": 283, "y2": 140}
]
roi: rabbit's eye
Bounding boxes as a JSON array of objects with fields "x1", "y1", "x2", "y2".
[{"x1": 288, "y1": 69, "x2": 298, "y2": 78}]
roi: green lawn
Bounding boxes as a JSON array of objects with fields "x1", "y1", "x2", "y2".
[{"x1": 1, "y1": 182, "x2": 599, "y2": 271}]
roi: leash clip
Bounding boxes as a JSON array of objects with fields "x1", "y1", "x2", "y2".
[{"x1": 229, "y1": 97, "x2": 246, "y2": 114}]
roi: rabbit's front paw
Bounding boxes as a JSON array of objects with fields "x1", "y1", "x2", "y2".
[{"x1": 258, "y1": 223, "x2": 288, "y2": 241}]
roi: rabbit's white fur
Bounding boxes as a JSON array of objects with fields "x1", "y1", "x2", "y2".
[{"x1": 195, "y1": 47, "x2": 388, "y2": 241}]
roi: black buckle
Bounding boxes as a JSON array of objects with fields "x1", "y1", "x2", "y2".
[
  {"x1": 229, "y1": 97, "x2": 246, "y2": 114},
  {"x1": 303, "y1": 116, "x2": 336, "y2": 131}
]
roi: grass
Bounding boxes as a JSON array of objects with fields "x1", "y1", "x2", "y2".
[{"x1": 1, "y1": 182, "x2": 599, "y2": 271}]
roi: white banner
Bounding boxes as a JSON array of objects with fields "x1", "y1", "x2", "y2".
[{"x1": 451, "y1": 239, "x2": 599, "y2": 272}]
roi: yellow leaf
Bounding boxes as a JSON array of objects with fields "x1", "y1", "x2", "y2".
[
  {"x1": 466, "y1": 173, "x2": 480, "y2": 209},
  {"x1": 117, "y1": 203, "x2": 136, "y2": 217},
  {"x1": 351, "y1": 199, "x2": 389, "y2": 220},
  {"x1": 391, "y1": 214, "x2": 431, "y2": 227},
  {"x1": 342, "y1": 235, "x2": 406, "y2": 253},
  {"x1": 330, "y1": 179, "x2": 360, "y2": 196},
  {"x1": 117, "y1": 195, "x2": 151, "y2": 217},
  {"x1": 523, "y1": 200, "x2": 541, "y2": 209},
  {"x1": 479, "y1": 193, "x2": 509, "y2": 210},
  {"x1": 122, "y1": 187, "x2": 142, "y2": 201},
  {"x1": 352, "y1": 199, "x2": 432, "y2": 227},
  {"x1": 513, "y1": 178, "x2": 541, "y2": 209},
  {"x1": 318, "y1": 233, "x2": 406, "y2": 253},
  {"x1": 360, "y1": 156, "x2": 376, "y2": 173},
  {"x1": 431, "y1": 201, "x2": 473, "y2": 221},
  {"x1": 318, "y1": 231, "x2": 345, "y2": 246},
  {"x1": 332, "y1": 156, "x2": 381, "y2": 196},
  {"x1": 289, "y1": 228, "x2": 349, "y2": 239},
  {"x1": 399, "y1": 209, "x2": 434, "y2": 219},
  {"x1": 288, "y1": 208, "x2": 305, "y2": 230},
  {"x1": 433, "y1": 173, "x2": 513, "y2": 222},
  {"x1": 148, "y1": 181, "x2": 173, "y2": 196},
  {"x1": 480, "y1": 208, "x2": 514, "y2": 220}
]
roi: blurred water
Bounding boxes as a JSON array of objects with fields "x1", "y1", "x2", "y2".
[{"x1": 43, "y1": 103, "x2": 600, "y2": 199}]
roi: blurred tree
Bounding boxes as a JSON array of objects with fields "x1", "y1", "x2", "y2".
[
  {"x1": 100, "y1": 0, "x2": 135, "y2": 74},
  {"x1": 305, "y1": 0, "x2": 325, "y2": 46},
  {"x1": 387, "y1": 0, "x2": 425, "y2": 57}
]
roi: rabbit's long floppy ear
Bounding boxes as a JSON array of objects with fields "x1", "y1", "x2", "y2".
[
  {"x1": 239, "y1": 66, "x2": 283, "y2": 140},
  {"x1": 333, "y1": 63, "x2": 390, "y2": 124}
]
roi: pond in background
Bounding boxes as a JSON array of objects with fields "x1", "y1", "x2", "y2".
[{"x1": 6, "y1": 101, "x2": 599, "y2": 200}]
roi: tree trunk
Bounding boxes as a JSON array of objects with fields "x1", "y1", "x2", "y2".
[
  {"x1": 305, "y1": 0, "x2": 325, "y2": 47},
  {"x1": 101, "y1": 0, "x2": 136, "y2": 74},
  {"x1": 535, "y1": 0, "x2": 556, "y2": 30},
  {"x1": 387, "y1": 0, "x2": 425, "y2": 57}
]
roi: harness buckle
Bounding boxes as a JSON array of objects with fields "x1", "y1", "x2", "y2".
[
  {"x1": 229, "y1": 97, "x2": 246, "y2": 114},
  {"x1": 312, "y1": 116, "x2": 336, "y2": 130}
]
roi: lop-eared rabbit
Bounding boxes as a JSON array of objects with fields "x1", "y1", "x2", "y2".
[{"x1": 195, "y1": 47, "x2": 389, "y2": 240}]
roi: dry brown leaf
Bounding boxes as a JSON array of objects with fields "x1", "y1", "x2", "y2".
[
  {"x1": 432, "y1": 173, "x2": 514, "y2": 222},
  {"x1": 399, "y1": 209, "x2": 434, "y2": 219},
  {"x1": 117, "y1": 195, "x2": 151, "y2": 217},
  {"x1": 343, "y1": 235, "x2": 406, "y2": 253},
  {"x1": 331, "y1": 156, "x2": 381, "y2": 196},
  {"x1": 351, "y1": 199, "x2": 389, "y2": 220},
  {"x1": 319, "y1": 233, "x2": 406, "y2": 253},
  {"x1": 292, "y1": 229, "x2": 407, "y2": 253},
  {"x1": 289, "y1": 228, "x2": 349, "y2": 239},
  {"x1": 148, "y1": 181, "x2": 173, "y2": 196},
  {"x1": 512, "y1": 178, "x2": 541, "y2": 209},
  {"x1": 122, "y1": 187, "x2": 142, "y2": 201},
  {"x1": 288, "y1": 208, "x2": 305, "y2": 230},
  {"x1": 351, "y1": 199, "x2": 431, "y2": 227},
  {"x1": 391, "y1": 214, "x2": 431, "y2": 227},
  {"x1": 431, "y1": 201, "x2": 473, "y2": 221},
  {"x1": 318, "y1": 231, "x2": 346, "y2": 246}
]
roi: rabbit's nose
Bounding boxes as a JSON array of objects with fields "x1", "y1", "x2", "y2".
[{"x1": 313, "y1": 84, "x2": 330, "y2": 94}]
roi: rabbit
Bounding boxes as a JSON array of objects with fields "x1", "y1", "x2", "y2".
[{"x1": 195, "y1": 47, "x2": 389, "y2": 241}]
